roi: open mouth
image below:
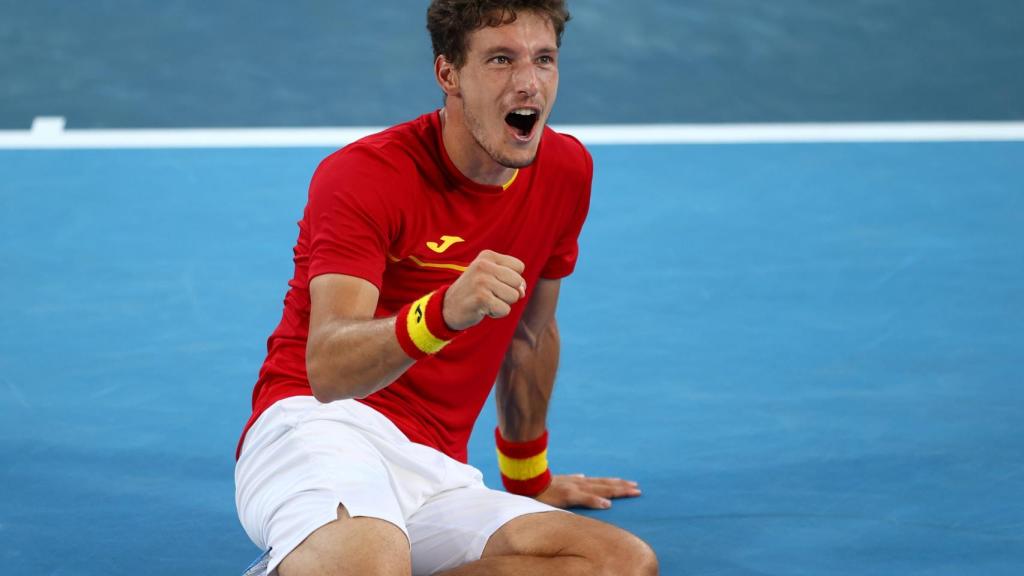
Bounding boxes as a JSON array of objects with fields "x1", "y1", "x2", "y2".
[{"x1": 505, "y1": 108, "x2": 540, "y2": 140}]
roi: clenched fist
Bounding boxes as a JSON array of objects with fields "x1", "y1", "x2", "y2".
[{"x1": 443, "y1": 250, "x2": 526, "y2": 330}]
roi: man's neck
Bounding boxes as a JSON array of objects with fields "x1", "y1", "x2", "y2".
[{"x1": 440, "y1": 107, "x2": 517, "y2": 187}]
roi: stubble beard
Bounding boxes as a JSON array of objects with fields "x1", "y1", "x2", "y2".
[{"x1": 462, "y1": 99, "x2": 538, "y2": 169}]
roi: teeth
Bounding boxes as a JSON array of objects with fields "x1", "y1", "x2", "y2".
[{"x1": 510, "y1": 108, "x2": 537, "y2": 116}]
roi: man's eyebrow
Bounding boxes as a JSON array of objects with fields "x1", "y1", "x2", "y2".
[
  {"x1": 482, "y1": 44, "x2": 559, "y2": 56},
  {"x1": 483, "y1": 45, "x2": 519, "y2": 55}
]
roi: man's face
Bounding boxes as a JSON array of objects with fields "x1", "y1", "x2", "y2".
[{"x1": 454, "y1": 11, "x2": 559, "y2": 169}]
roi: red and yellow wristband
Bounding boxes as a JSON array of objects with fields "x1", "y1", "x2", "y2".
[
  {"x1": 495, "y1": 427, "x2": 552, "y2": 496},
  {"x1": 394, "y1": 284, "x2": 461, "y2": 359}
]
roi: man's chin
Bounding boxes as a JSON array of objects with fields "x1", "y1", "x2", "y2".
[
  {"x1": 493, "y1": 143, "x2": 541, "y2": 169},
  {"x1": 497, "y1": 155, "x2": 537, "y2": 169}
]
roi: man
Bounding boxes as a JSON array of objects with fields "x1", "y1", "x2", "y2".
[{"x1": 236, "y1": 1, "x2": 659, "y2": 574}]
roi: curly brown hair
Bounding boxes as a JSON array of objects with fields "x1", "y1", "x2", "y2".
[{"x1": 427, "y1": 0, "x2": 571, "y2": 69}]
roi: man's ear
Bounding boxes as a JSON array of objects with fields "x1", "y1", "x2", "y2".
[{"x1": 435, "y1": 55, "x2": 460, "y2": 98}]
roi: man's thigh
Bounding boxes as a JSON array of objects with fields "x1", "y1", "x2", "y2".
[
  {"x1": 279, "y1": 505, "x2": 411, "y2": 576},
  {"x1": 406, "y1": 485, "x2": 562, "y2": 575}
]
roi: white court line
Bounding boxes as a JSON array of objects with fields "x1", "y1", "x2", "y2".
[{"x1": 1, "y1": 117, "x2": 1023, "y2": 149}]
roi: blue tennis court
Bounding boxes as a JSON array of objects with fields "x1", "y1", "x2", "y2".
[
  {"x1": 2, "y1": 140, "x2": 1022, "y2": 574},
  {"x1": 2, "y1": 0, "x2": 1024, "y2": 574}
]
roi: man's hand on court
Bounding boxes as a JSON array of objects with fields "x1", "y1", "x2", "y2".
[{"x1": 536, "y1": 474, "x2": 642, "y2": 509}]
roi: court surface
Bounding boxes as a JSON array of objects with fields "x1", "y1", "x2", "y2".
[{"x1": 1, "y1": 138, "x2": 1022, "y2": 574}]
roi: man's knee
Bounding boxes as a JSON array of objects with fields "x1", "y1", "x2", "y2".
[
  {"x1": 483, "y1": 512, "x2": 657, "y2": 576},
  {"x1": 563, "y1": 518, "x2": 658, "y2": 576},
  {"x1": 596, "y1": 531, "x2": 659, "y2": 576}
]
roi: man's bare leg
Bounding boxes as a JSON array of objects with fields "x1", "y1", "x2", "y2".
[
  {"x1": 277, "y1": 505, "x2": 410, "y2": 576},
  {"x1": 437, "y1": 511, "x2": 658, "y2": 576}
]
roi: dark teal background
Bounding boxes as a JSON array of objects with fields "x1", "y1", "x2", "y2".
[{"x1": 2, "y1": 0, "x2": 1023, "y2": 128}]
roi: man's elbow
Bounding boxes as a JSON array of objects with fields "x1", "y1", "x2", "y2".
[
  {"x1": 513, "y1": 318, "x2": 559, "y2": 351},
  {"x1": 306, "y1": 354, "x2": 362, "y2": 403},
  {"x1": 306, "y1": 358, "x2": 334, "y2": 403},
  {"x1": 505, "y1": 320, "x2": 560, "y2": 368}
]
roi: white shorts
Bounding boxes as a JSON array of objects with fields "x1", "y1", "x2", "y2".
[{"x1": 235, "y1": 396, "x2": 562, "y2": 576}]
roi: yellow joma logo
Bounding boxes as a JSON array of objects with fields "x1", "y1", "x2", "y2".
[{"x1": 426, "y1": 235, "x2": 465, "y2": 254}]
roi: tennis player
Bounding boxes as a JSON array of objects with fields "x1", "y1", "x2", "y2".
[{"x1": 235, "y1": 1, "x2": 658, "y2": 574}]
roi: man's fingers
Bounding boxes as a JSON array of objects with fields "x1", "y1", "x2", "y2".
[
  {"x1": 456, "y1": 252, "x2": 527, "y2": 322},
  {"x1": 577, "y1": 493, "x2": 613, "y2": 510},
  {"x1": 479, "y1": 260, "x2": 526, "y2": 297},
  {"x1": 485, "y1": 277, "x2": 522, "y2": 307},
  {"x1": 482, "y1": 251, "x2": 526, "y2": 275},
  {"x1": 596, "y1": 483, "x2": 642, "y2": 498},
  {"x1": 577, "y1": 477, "x2": 642, "y2": 498},
  {"x1": 481, "y1": 294, "x2": 512, "y2": 319},
  {"x1": 556, "y1": 485, "x2": 611, "y2": 510},
  {"x1": 578, "y1": 476, "x2": 638, "y2": 487},
  {"x1": 542, "y1": 474, "x2": 642, "y2": 510},
  {"x1": 445, "y1": 251, "x2": 528, "y2": 330}
]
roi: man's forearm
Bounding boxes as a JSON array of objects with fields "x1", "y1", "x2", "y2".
[
  {"x1": 306, "y1": 316, "x2": 414, "y2": 402},
  {"x1": 306, "y1": 252, "x2": 529, "y2": 404},
  {"x1": 495, "y1": 319, "x2": 560, "y2": 441}
]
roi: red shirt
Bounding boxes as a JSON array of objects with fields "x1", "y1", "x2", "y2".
[{"x1": 239, "y1": 110, "x2": 592, "y2": 462}]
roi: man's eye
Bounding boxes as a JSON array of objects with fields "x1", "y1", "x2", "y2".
[
  {"x1": 491, "y1": 56, "x2": 510, "y2": 64},
  {"x1": 538, "y1": 56, "x2": 554, "y2": 65}
]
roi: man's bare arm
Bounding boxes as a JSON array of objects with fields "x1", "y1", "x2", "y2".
[
  {"x1": 496, "y1": 278, "x2": 642, "y2": 509},
  {"x1": 495, "y1": 278, "x2": 561, "y2": 441},
  {"x1": 306, "y1": 274, "x2": 413, "y2": 401},
  {"x1": 307, "y1": 250, "x2": 527, "y2": 402}
]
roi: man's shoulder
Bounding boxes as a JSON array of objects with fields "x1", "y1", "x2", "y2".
[
  {"x1": 317, "y1": 113, "x2": 436, "y2": 179},
  {"x1": 538, "y1": 127, "x2": 593, "y2": 182}
]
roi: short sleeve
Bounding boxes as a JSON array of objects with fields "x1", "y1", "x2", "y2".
[
  {"x1": 306, "y1": 145, "x2": 404, "y2": 289},
  {"x1": 540, "y1": 142, "x2": 593, "y2": 279}
]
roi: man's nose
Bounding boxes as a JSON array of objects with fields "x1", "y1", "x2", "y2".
[{"x1": 512, "y1": 62, "x2": 539, "y2": 97}]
